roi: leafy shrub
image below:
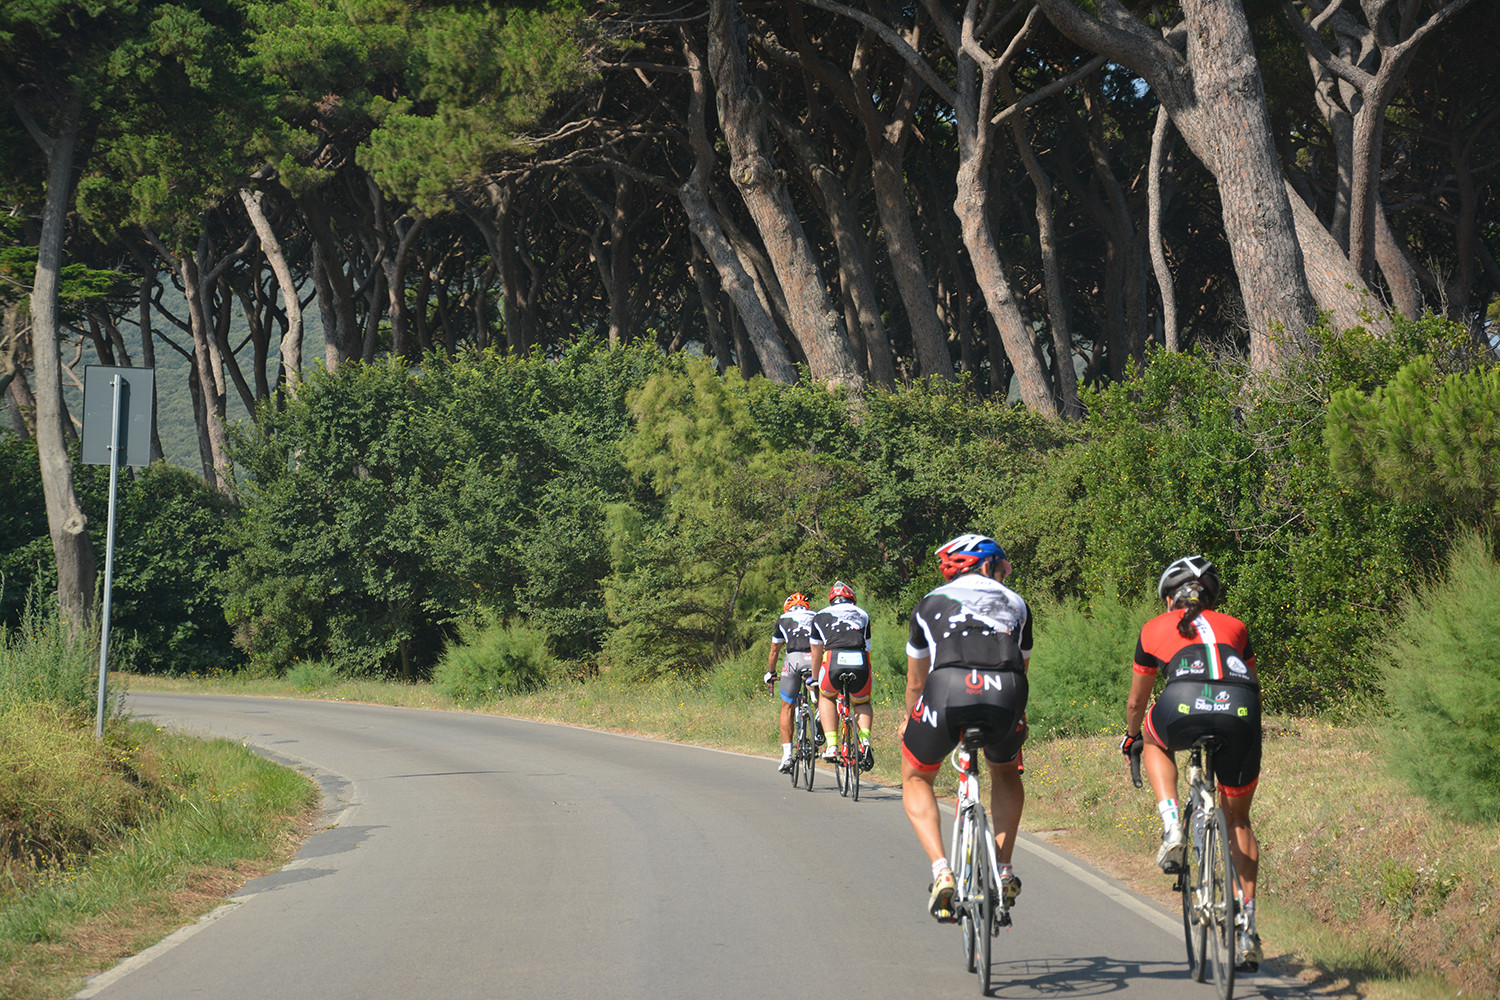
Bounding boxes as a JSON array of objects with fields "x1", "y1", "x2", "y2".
[
  {"x1": 1026, "y1": 587, "x2": 1159, "y2": 739},
  {"x1": 706, "y1": 640, "x2": 769, "y2": 705},
  {"x1": 0, "y1": 593, "x2": 106, "y2": 718},
  {"x1": 1379, "y1": 531, "x2": 1500, "y2": 823},
  {"x1": 433, "y1": 612, "x2": 554, "y2": 705},
  {"x1": 284, "y1": 659, "x2": 341, "y2": 692}
]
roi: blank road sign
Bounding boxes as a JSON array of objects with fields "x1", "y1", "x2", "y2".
[{"x1": 82, "y1": 366, "x2": 155, "y2": 468}]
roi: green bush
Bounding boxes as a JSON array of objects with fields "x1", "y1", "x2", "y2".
[
  {"x1": 0, "y1": 593, "x2": 106, "y2": 718},
  {"x1": 1379, "y1": 531, "x2": 1500, "y2": 824},
  {"x1": 706, "y1": 640, "x2": 769, "y2": 705},
  {"x1": 1026, "y1": 587, "x2": 1159, "y2": 739},
  {"x1": 433, "y1": 612, "x2": 555, "y2": 705},
  {"x1": 284, "y1": 659, "x2": 341, "y2": 692}
]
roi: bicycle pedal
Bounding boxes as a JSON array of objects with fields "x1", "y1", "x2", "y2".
[{"x1": 997, "y1": 910, "x2": 1012, "y2": 929}]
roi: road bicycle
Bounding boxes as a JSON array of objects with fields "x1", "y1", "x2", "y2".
[
  {"x1": 788, "y1": 682, "x2": 818, "y2": 791},
  {"x1": 829, "y1": 669, "x2": 861, "y2": 801},
  {"x1": 1133, "y1": 736, "x2": 1239, "y2": 1000},
  {"x1": 950, "y1": 724, "x2": 1011, "y2": 995}
]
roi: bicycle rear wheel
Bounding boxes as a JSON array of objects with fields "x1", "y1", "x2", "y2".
[
  {"x1": 1205, "y1": 807, "x2": 1238, "y2": 1000},
  {"x1": 1182, "y1": 804, "x2": 1206, "y2": 981},
  {"x1": 801, "y1": 736, "x2": 816, "y2": 790},
  {"x1": 966, "y1": 809, "x2": 978, "y2": 971},
  {"x1": 834, "y1": 714, "x2": 854, "y2": 797},
  {"x1": 973, "y1": 808, "x2": 993, "y2": 995},
  {"x1": 789, "y1": 706, "x2": 803, "y2": 787},
  {"x1": 851, "y1": 741, "x2": 861, "y2": 801}
]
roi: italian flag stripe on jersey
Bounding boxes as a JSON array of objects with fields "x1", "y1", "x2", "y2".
[{"x1": 1193, "y1": 616, "x2": 1223, "y2": 680}]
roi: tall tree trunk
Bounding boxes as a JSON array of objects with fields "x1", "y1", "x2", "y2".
[
  {"x1": 240, "y1": 186, "x2": 304, "y2": 391},
  {"x1": 179, "y1": 249, "x2": 234, "y2": 493},
  {"x1": 1036, "y1": 0, "x2": 1325, "y2": 367},
  {"x1": 26, "y1": 99, "x2": 96, "y2": 627},
  {"x1": 678, "y1": 27, "x2": 797, "y2": 382},
  {"x1": 938, "y1": 2, "x2": 1059, "y2": 416},
  {"x1": 1148, "y1": 106, "x2": 1180, "y2": 351},
  {"x1": 707, "y1": 0, "x2": 864, "y2": 392},
  {"x1": 301, "y1": 195, "x2": 361, "y2": 368},
  {"x1": 1005, "y1": 77, "x2": 1082, "y2": 417},
  {"x1": 768, "y1": 107, "x2": 896, "y2": 386}
]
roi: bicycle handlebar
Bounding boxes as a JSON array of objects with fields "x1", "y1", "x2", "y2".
[{"x1": 1130, "y1": 749, "x2": 1143, "y2": 789}]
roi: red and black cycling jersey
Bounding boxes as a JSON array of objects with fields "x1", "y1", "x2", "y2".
[
  {"x1": 810, "y1": 603, "x2": 871, "y2": 651},
  {"x1": 1134, "y1": 609, "x2": 1257, "y2": 687},
  {"x1": 771, "y1": 607, "x2": 817, "y2": 653},
  {"x1": 906, "y1": 574, "x2": 1032, "y2": 673}
]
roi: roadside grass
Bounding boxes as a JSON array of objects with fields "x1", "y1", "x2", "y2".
[
  {"x1": 121, "y1": 672, "x2": 1496, "y2": 999},
  {"x1": 0, "y1": 710, "x2": 317, "y2": 1000}
]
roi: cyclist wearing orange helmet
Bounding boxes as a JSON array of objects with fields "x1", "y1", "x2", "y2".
[
  {"x1": 810, "y1": 580, "x2": 875, "y2": 770},
  {"x1": 767, "y1": 592, "x2": 820, "y2": 772}
]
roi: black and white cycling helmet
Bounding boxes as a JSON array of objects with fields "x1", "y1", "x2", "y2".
[{"x1": 1157, "y1": 555, "x2": 1220, "y2": 601}]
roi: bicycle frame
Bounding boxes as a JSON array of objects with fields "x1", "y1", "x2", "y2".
[
  {"x1": 1179, "y1": 738, "x2": 1238, "y2": 999},
  {"x1": 948, "y1": 742, "x2": 1003, "y2": 923}
]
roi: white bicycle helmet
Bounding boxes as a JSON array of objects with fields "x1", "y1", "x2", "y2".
[{"x1": 1156, "y1": 555, "x2": 1220, "y2": 601}]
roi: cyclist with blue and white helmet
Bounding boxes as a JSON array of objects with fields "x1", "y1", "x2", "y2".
[{"x1": 900, "y1": 533, "x2": 1032, "y2": 922}]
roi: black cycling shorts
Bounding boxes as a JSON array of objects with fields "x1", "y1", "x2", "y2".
[
  {"x1": 1147, "y1": 680, "x2": 1262, "y2": 795},
  {"x1": 902, "y1": 666, "x2": 1028, "y2": 773}
]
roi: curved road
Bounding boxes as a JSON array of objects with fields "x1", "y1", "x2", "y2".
[{"x1": 77, "y1": 694, "x2": 1307, "y2": 999}]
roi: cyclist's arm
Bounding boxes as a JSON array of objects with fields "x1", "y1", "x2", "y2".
[
  {"x1": 1125, "y1": 668, "x2": 1154, "y2": 738},
  {"x1": 905, "y1": 653, "x2": 930, "y2": 716},
  {"x1": 768, "y1": 636, "x2": 784, "y2": 673},
  {"x1": 808, "y1": 640, "x2": 824, "y2": 676}
]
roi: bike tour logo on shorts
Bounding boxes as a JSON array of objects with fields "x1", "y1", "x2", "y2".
[{"x1": 1192, "y1": 687, "x2": 1235, "y2": 712}]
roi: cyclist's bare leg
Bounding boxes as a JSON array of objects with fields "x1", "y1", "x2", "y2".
[
  {"x1": 987, "y1": 758, "x2": 1024, "y2": 864},
  {"x1": 1221, "y1": 787, "x2": 1259, "y2": 901},
  {"x1": 1142, "y1": 737, "x2": 1180, "y2": 806},
  {"x1": 778, "y1": 700, "x2": 793, "y2": 743},
  {"x1": 818, "y1": 689, "x2": 839, "y2": 748},
  {"x1": 900, "y1": 758, "x2": 945, "y2": 863},
  {"x1": 854, "y1": 702, "x2": 873, "y2": 736}
]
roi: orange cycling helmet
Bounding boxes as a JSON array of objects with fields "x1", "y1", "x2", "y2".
[
  {"x1": 828, "y1": 581, "x2": 856, "y2": 604},
  {"x1": 783, "y1": 592, "x2": 810, "y2": 612}
]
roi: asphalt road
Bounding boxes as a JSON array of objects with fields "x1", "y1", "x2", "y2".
[{"x1": 76, "y1": 694, "x2": 1311, "y2": 1000}]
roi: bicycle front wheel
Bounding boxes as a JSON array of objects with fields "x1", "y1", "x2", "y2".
[
  {"x1": 958, "y1": 809, "x2": 977, "y2": 973},
  {"x1": 1205, "y1": 808, "x2": 1238, "y2": 1000},
  {"x1": 973, "y1": 807, "x2": 993, "y2": 995}
]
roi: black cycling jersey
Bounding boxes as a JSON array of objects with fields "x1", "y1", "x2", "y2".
[
  {"x1": 771, "y1": 607, "x2": 817, "y2": 653},
  {"x1": 810, "y1": 603, "x2": 871, "y2": 651},
  {"x1": 906, "y1": 574, "x2": 1032, "y2": 672}
]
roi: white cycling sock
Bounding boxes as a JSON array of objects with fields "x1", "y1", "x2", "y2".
[
  {"x1": 780, "y1": 742, "x2": 792, "y2": 756},
  {"x1": 1158, "y1": 798, "x2": 1180, "y2": 831},
  {"x1": 932, "y1": 858, "x2": 950, "y2": 879}
]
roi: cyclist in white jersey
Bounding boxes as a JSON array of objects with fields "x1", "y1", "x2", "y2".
[
  {"x1": 900, "y1": 534, "x2": 1032, "y2": 921},
  {"x1": 810, "y1": 581, "x2": 875, "y2": 771}
]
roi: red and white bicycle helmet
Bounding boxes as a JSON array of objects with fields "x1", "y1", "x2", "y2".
[{"x1": 828, "y1": 581, "x2": 856, "y2": 605}]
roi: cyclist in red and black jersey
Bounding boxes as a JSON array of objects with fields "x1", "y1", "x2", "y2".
[
  {"x1": 766, "y1": 592, "x2": 819, "y2": 772},
  {"x1": 1120, "y1": 555, "x2": 1263, "y2": 967},
  {"x1": 900, "y1": 534, "x2": 1031, "y2": 922},
  {"x1": 810, "y1": 581, "x2": 875, "y2": 770}
]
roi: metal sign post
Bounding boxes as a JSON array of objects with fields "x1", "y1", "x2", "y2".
[{"x1": 82, "y1": 365, "x2": 154, "y2": 740}]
